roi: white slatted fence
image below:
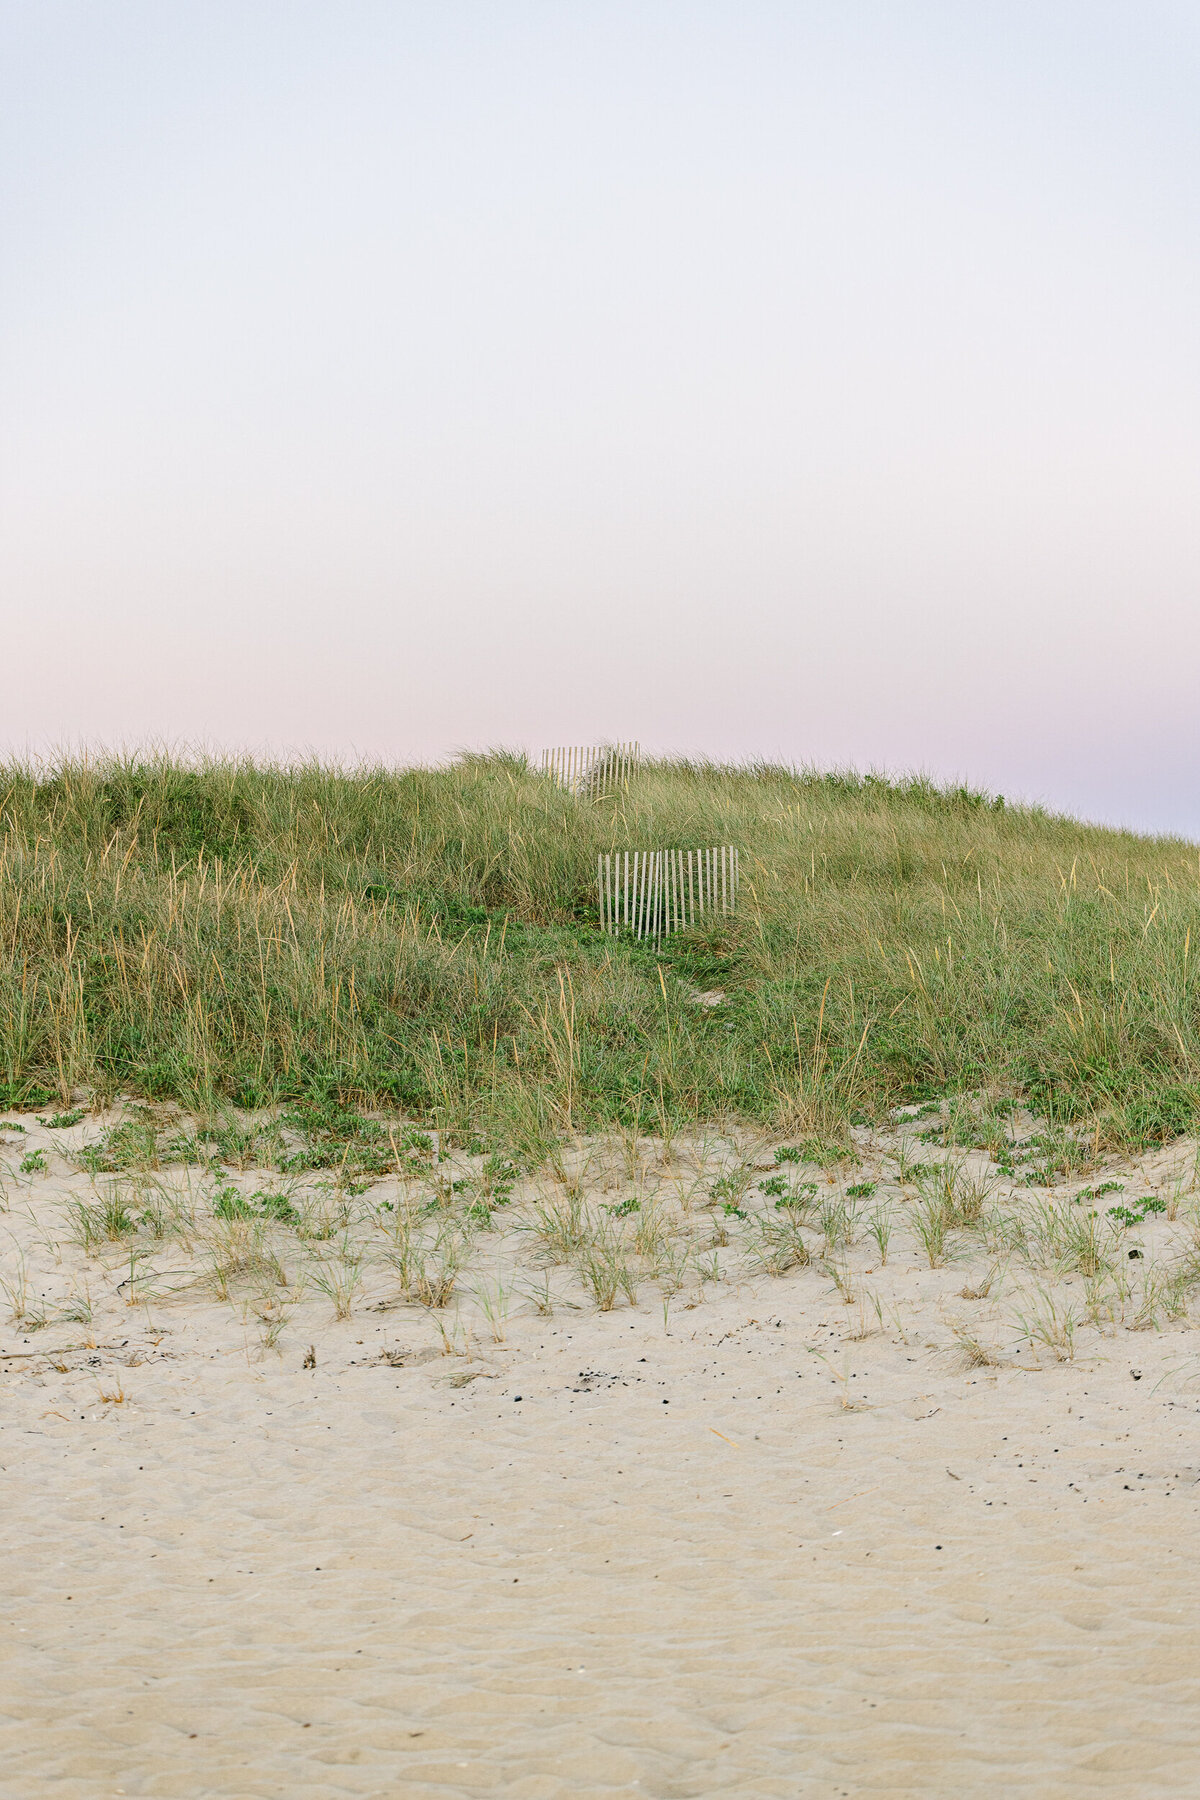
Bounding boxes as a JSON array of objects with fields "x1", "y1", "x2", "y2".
[
  {"x1": 596, "y1": 846, "x2": 740, "y2": 941},
  {"x1": 540, "y1": 741, "x2": 639, "y2": 799}
]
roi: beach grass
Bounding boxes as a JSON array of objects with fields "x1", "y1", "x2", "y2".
[{"x1": 2, "y1": 749, "x2": 1200, "y2": 1163}]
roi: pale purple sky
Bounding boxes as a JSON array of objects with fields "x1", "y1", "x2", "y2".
[{"x1": 4, "y1": 3, "x2": 1200, "y2": 833}]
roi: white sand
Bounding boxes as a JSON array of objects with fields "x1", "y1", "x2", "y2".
[{"x1": 2, "y1": 1111, "x2": 1199, "y2": 1796}]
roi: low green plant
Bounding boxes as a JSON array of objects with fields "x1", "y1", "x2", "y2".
[
  {"x1": 1056, "y1": 1208, "x2": 1112, "y2": 1279},
  {"x1": 1074, "y1": 1180, "x2": 1125, "y2": 1204},
  {"x1": 250, "y1": 1187, "x2": 300, "y2": 1224},
  {"x1": 911, "y1": 1196, "x2": 951, "y2": 1267},
  {"x1": 480, "y1": 1152, "x2": 518, "y2": 1195},
  {"x1": 822, "y1": 1256, "x2": 856, "y2": 1303},
  {"x1": 76, "y1": 1110, "x2": 166, "y2": 1173},
  {"x1": 866, "y1": 1205, "x2": 892, "y2": 1264},
  {"x1": 758, "y1": 1174, "x2": 792, "y2": 1198},
  {"x1": 1107, "y1": 1198, "x2": 1167, "y2": 1228},
  {"x1": 846, "y1": 1291, "x2": 885, "y2": 1339},
  {"x1": 798, "y1": 1137, "x2": 860, "y2": 1168},
  {"x1": 522, "y1": 1190, "x2": 591, "y2": 1263},
  {"x1": 915, "y1": 1159, "x2": 989, "y2": 1229},
  {"x1": 1012, "y1": 1286, "x2": 1078, "y2": 1360},
  {"x1": 0, "y1": 1255, "x2": 31, "y2": 1324},
  {"x1": 575, "y1": 1231, "x2": 638, "y2": 1310},
  {"x1": 1128, "y1": 1271, "x2": 1166, "y2": 1333},
  {"x1": 277, "y1": 1101, "x2": 434, "y2": 1183},
  {"x1": 949, "y1": 1318, "x2": 1003, "y2": 1366},
  {"x1": 1163, "y1": 1251, "x2": 1200, "y2": 1320},
  {"x1": 308, "y1": 1239, "x2": 364, "y2": 1319},
  {"x1": 922, "y1": 1095, "x2": 1015, "y2": 1158},
  {"x1": 68, "y1": 1190, "x2": 138, "y2": 1248},
  {"x1": 133, "y1": 1189, "x2": 174, "y2": 1238},
  {"x1": 1084, "y1": 1272, "x2": 1126, "y2": 1332},
  {"x1": 298, "y1": 1206, "x2": 339, "y2": 1243},
  {"x1": 470, "y1": 1272, "x2": 512, "y2": 1342},
  {"x1": 406, "y1": 1227, "x2": 467, "y2": 1307},
  {"x1": 253, "y1": 1302, "x2": 291, "y2": 1355},
  {"x1": 894, "y1": 1147, "x2": 935, "y2": 1184},
  {"x1": 521, "y1": 1273, "x2": 556, "y2": 1316},
  {"x1": 819, "y1": 1195, "x2": 858, "y2": 1251},
  {"x1": 759, "y1": 1172, "x2": 819, "y2": 1209},
  {"x1": 767, "y1": 1180, "x2": 819, "y2": 1220},
  {"x1": 212, "y1": 1183, "x2": 257, "y2": 1221},
  {"x1": 1015, "y1": 1125, "x2": 1093, "y2": 1187},
  {"x1": 958, "y1": 1260, "x2": 1004, "y2": 1299},
  {"x1": 632, "y1": 1199, "x2": 676, "y2": 1265},
  {"x1": 746, "y1": 1213, "x2": 811, "y2": 1276},
  {"x1": 710, "y1": 1166, "x2": 756, "y2": 1206},
  {"x1": 206, "y1": 1225, "x2": 289, "y2": 1302},
  {"x1": 980, "y1": 1203, "x2": 1028, "y2": 1257}
]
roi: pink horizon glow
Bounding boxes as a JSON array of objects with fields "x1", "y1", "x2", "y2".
[{"x1": 4, "y1": 3, "x2": 1200, "y2": 837}]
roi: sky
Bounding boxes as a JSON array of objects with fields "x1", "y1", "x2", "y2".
[{"x1": 3, "y1": 2, "x2": 1200, "y2": 834}]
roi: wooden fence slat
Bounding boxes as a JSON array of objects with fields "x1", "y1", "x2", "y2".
[
  {"x1": 595, "y1": 844, "x2": 739, "y2": 940},
  {"x1": 540, "y1": 742, "x2": 640, "y2": 799}
]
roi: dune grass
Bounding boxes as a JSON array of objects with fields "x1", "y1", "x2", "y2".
[{"x1": 2, "y1": 750, "x2": 1200, "y2": 1162}]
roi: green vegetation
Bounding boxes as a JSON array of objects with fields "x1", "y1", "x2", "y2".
[{"x1": 2, "y1": 750, "x2": 1200, "y2": 1160}]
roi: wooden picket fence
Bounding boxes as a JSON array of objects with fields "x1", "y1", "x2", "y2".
[
  {"x1": 596, "y1": 846, "x2": 740, "y2": 941},
  {"x1": 540, "y1": 741, "x2": 639, "y2": 799}
]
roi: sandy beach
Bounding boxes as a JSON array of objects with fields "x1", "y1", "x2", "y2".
[{"x1": 2, "y1": 1109, "x2": 1199, "y2": 1797}]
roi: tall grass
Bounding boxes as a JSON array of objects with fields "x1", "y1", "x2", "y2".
[{"x1": 3, "y1": 750, "x2": 1200, "y2": 1156}]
